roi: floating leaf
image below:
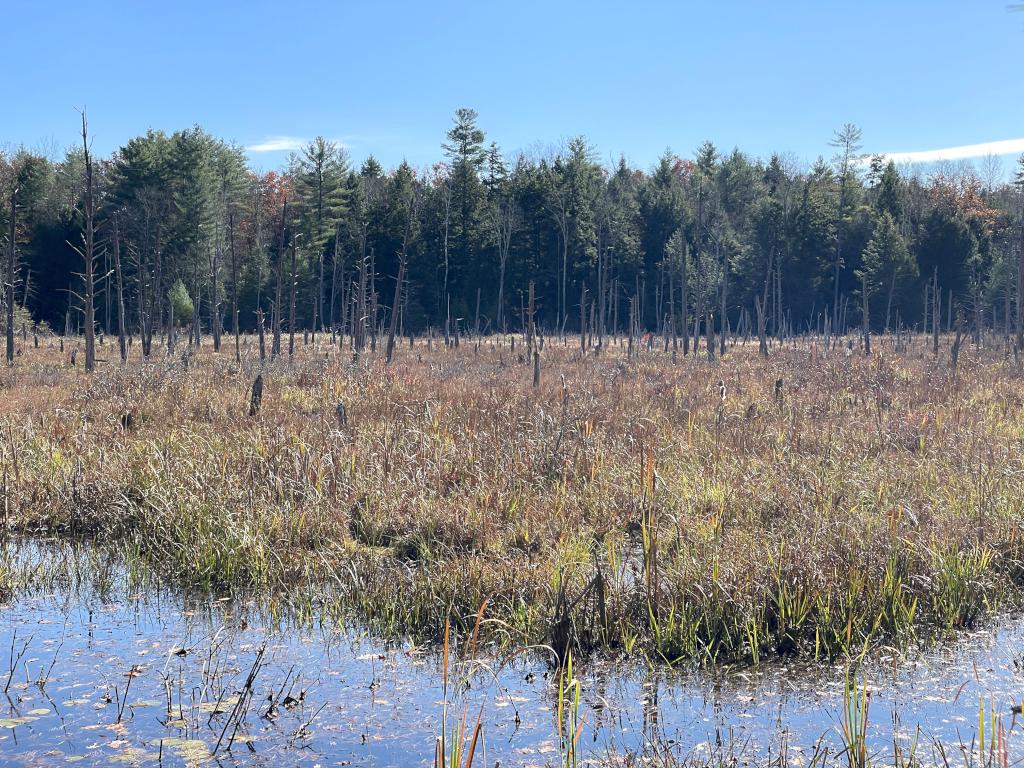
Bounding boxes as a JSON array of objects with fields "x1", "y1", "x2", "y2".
[{"x1": 199, "y1": 696, "x2": 238, "y2": 714}]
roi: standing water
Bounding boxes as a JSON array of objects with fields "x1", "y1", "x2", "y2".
[{"x1": 2, "y1": 539, "x2": 1023, "y2": 766}]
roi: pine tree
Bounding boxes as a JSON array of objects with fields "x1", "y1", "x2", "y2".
[
  {"x1": 441, "y1": 108, "x2": 487, "y2": 323},
  {"x1": 875, "y1": 161, "x2": 903, "y2": 222},
  {"x1": 858, "y1": 211, "x2": 915, "y2": 332},
  {"x1": 829, "y1": 123, "x2": 863, "y2": 329},
  {"x1": 295, "y1": 137, "x2": 348, "y2": 340}
]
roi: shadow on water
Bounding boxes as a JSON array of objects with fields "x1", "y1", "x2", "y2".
[{"x1": 1, "y1": 537, "x2": 1024, "y2": 766}]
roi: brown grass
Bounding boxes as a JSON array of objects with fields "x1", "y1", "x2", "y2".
[{"x1": 2, "y1": 331, "x2": 1023, "y2": 664}]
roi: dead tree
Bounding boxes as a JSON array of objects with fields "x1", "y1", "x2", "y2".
[
  {"x1": 579, "y1": 284, "x2": 587, "y2": 352},
  {"x1": 354, "y1": 231, "x2": 369, "y2": 358},
  {"x1": 5, "y1": 183, "x2": 16, "y2": 365},
  {"x1": 951, "y1": 315, "x2": 966, "y2": 378},
  {"x1": 718, "y1": 246, "x2": 728, "y2": 357},
  {"x1": 386, "y1": 183, "x2": 419, "y2": 365},
  {"x1": 329, "y1": 224, "x2": 341, "y2": 334},
  {"x1": 757, "y1": 246, "x2": 775, "y2": 357},
  {"x1": 271, "y1": 198, "x2": 287, "y2": 358},
  {"x1": 861, "y1": 272, "x2": 871, "y2": 356},
  {"x1": 113, "y1": 213, "x2": 127, "y2": 363},
  {"x1": 1017, "y1": 192, "x2": 1024, "y2": 356},
  {"x1": 526, "y1": 281, "x2": 536, "y2": 358},
  {"x1": 249, "y1": 374, "x2": 264, "y2": 416},
  {"x1": 705, "y1": 309, "x2": 715, "y2": 362},
  {"x1": 385, "y1": 258, "x2": 406, "y2": 365},
  {"x1": 211, "y1": 218, "x2": 222, "y2": 353},
  {"x1": 229, "y1": 212, "x2": 241, "y2": 363},
  {"x1": 288, "y1": 232, "x2": 300, "y2": 358},
  {"x1": 257, "y1": 307, "x2": 266, "y2": 361},
  {"x1": 72, "y1": 110, "x2": 98, "y2": 373},
  {"x1": 679, "y1": 240, "x2": 689, "y2": 356},
  {"x1": 489, "y1": 193, "x2": 517, "y2": 332}
]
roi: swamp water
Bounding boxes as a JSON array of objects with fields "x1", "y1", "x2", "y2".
[{"x1": 1, "y1": 539, "x2": 1023, "y2": 766}]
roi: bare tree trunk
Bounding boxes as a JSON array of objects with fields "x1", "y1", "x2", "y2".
[
  {"x1": 668, "y1": 267, "x2": 676, "y2": 352},
  {"x1": 580, "y1": 284, "x2": 587, "y2": 352},
  {"x1": 369, "y1": 247, "x2": 377, "y2": 352},
  {"x1": 885, "y1": 273, "x2": 896, "y2": 334},
  {"x1": 288, "y1": 233, "x2": 298, "y2": 358},
  {"x1": 313, "y1": 249, "x2": 323, "y2": 345},
  {"x1": 756, "y1": 297, "x2": 768, "y2": 357},
  {"x1": 386, "y1": 259, "x2": 405, "y2": 365},
  {"x1": 211, "y1": 237, "x2": 221, "y2": 352},
  {"x1": 5, "y1": 185, "x2": 16, "y2": 365},
  {"x1": 153, "y1": 229, "x2": 163, "y2": 353},
  {"x1": 557, "y1": 212, "x2": 569, "y2": 335},
  {"x1": 329, "y1": 228, "x2": 340, "y2": 333},
  {"x1": 272, "y1": 199, "x2": 287, "y2": 358},
  {"x1": 257, "y1": 308, "x2": 266, "y2": 361},
  {"x1": 757, "y1": 246, "x2": 774, "y2": 357},
  {"x1": 1017, "y1": 199, "x2": 1024, "y2": 355},
  {"x1": 441, "y1": 184, "x2": 451, "y2": 321},
  {"x1": 230, "y1": 212, "x2": 240, "y2": 363},
  {"x1": 79, "y1": 111, "x2": 97, "y2": 373},
  {"x1": 596, "y1": 243, "x2": 605, "y2": 350},
  {"x1": 113, "y1": 214, "x2": 127, "y2": 363},
  {"x1": 705, "y1": 309, "x2": 715, "y2": 362},
  {"x1": 526, "y1": 280, "x2": 536, "y2": 357},
  {"x1": 718, "y1": 246, "x2": 728, "y2": 356},
  {"x1": 192, "y1": 255, "x2": 201, "y2": 348},
  {"x1": 136, "y1": 243, "x2": 149, "y2": 357},
  {"x1": 680, "y1": 241, "x2": 689, "y2": 356},
  {"x1": 862, "y1": 272, "x2": 871, "y2": 355},
  {"x1": 355, "y1": 231, "x2": 368, "y2": 358}
]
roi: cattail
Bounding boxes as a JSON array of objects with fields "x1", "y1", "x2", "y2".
[
  {"x1": 335, "y1": 400, "x2": 348, "y2": 429},
  {"x1": 774, "y1": 377, "x2": 784, "y2": 408},
  {"x1": 533, "y1": 350, "x2": 541, "y2": 388}
]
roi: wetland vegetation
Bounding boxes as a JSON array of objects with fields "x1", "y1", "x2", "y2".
[{"x1": 2, "y1": 331, "x2": 1024, "y2": 765}]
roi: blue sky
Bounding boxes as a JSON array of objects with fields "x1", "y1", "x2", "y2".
[{"x1": 3, "y1": 1, "x2": 1022, "y2": 174}]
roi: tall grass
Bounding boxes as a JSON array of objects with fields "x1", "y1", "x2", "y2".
[{"x1": 2, "y1": 333, "x2": 1023, "y2": 663}]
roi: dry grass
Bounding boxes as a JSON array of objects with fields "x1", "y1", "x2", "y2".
[{"x1": 2, "y1": 331, "x2": 1023, "y2": 664}]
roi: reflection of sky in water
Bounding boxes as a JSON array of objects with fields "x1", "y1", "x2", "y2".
[{"x1": 2, "y1": 542, "x2": 1024, "y2": 765}]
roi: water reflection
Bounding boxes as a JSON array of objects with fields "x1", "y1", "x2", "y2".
[{"x1": 1, "y1": 539, "x2": 1023, "y2": 766}]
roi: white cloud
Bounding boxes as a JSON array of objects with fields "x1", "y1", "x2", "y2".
[
  {"x1": 245, "y1": 136, "x2": 307, "y2": 153},
  {"x1": 876, "y1": 138, "x2": 1024, "y2": 165}
]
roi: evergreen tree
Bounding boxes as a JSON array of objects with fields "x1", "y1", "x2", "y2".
[
  {"x1": 295, "y1": 137, "x2": 348, "y2": 338},
  {"x1": 858, "y1": 211, "x2": 915, "y2": 331},
  {"x1": 441, "y1": 108, "x2": 487, "y2": 324}
]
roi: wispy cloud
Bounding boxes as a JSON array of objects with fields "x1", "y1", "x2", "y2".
[
  {"x1": 245, "y1": 136, "x2": 307, "y2": 153},
  {"x1": 877, "y1": 138, "x2": 1024, "y2": 164}
]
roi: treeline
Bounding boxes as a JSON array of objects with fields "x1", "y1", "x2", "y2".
[{"x1": 3, "y1": 109, "x2": 1024, "y2": 360}]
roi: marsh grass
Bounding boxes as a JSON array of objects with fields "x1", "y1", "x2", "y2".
[{"x1": 2, "y1": 332, "x2": 1024, "y2": 665}]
